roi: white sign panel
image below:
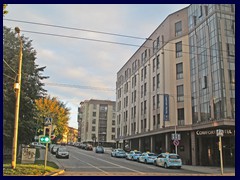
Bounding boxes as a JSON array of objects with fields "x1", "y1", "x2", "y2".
[{"x1": 21, "y1": 148, "x2": 36, "y2": 164}]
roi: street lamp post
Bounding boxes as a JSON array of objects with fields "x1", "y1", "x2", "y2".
[{"x1": 11, "y1": 27, "x2": 23, "y2": 169}]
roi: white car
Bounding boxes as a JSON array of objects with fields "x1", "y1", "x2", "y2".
[{"x1": 31, "y1": 142, "x2": 46, "y2": 149}]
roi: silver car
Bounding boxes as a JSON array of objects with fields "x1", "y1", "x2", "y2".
[{"x1": 56, "y1": 147, "x2": 69, "y2": 159}]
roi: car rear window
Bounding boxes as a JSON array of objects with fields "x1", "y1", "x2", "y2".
[{"x1": 169, "y1": 155, "x2": 180, "y2": 159}]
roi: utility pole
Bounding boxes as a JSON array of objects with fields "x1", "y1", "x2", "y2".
[{"x1": 11, "y1": 27, "x2": 23, "y2": 169}]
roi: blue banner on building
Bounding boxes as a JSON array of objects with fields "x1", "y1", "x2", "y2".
[{"x1": 163, "y1": 94, "x2": 169, "y2": 121}]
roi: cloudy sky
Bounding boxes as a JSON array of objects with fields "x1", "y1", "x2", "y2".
[{"x1": 3, "y1": 4, "x2": 189, "y2": 129}]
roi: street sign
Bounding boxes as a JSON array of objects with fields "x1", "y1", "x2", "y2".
[
  {"x1": 171, "y1": 133, "x2": 181, "y2": 140},
  {"x1": 216, "y1": 129, "x2": 224, "y2": 137},
  {"x1": 173, "y1": 139, "x2": 179, "y2": 146},
  {"x1": 44, "y1": 117, "x2": 52, "y2": 126}
]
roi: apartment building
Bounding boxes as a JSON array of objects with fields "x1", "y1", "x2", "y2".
[
  {"x1": 78, "y1": 99, "x2": 116, "y2": 147},
  {"x1": 116, "y1": 7, "x2": 192, "y2": 164},
  {"x1": 116, "y1": 4, "x2": 235, "y2": 166}
]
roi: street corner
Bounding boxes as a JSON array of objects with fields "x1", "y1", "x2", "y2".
[{"x1": 43, "y1": 169, "x2": 65, "y2": 176}]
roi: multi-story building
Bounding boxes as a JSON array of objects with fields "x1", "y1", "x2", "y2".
[
  {"x1": 116, "y1": 7, "x2": 192, "y2": 164},
  {"x1": 78, "y1": 99, "x2": 116, "y2": 147},
  {"x1": 188, "y1": 4, "x2": 235, "y2": 166},
  {"x1": 116, "y1": 4, "x2": 235, "y2": 166}
]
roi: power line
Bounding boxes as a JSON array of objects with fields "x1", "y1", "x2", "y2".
[
  {"x1": 18, "y1": 29, "x2": 231, "y2": 60},
  {"x1": 3, "y1": 73, "x2": 16, "y2": 81},
  {"x1": 4, "y1": 18, "x2": 231, "y2": 54},
  {"x1": 45, "y1": 82, "x2": 115, "y2": 91},
  {"x1": 21, "y1": 30, "x2": 142, "y2": 48},
  {"x1": 4, "y1": 18, "x2": 148, "y2": 40},
  {"x1": 3, "y1": 59, "x2": 17, "y2": 75}
]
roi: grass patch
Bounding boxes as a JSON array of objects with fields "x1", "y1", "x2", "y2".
[{"x1": 3, "y1": 160, "x2": 59, "y2": 176}]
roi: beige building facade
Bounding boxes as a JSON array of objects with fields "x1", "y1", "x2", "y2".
[
  {"x1": 78, "y1": 99, "x2": 116, "y2": 147},
  {"x1": 116, "y1": 7, "x2": 192, "y2": 163}
]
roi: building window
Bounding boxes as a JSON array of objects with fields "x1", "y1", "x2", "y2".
[
  {"x1": 175, "y1": 21, "x2": 182, "y2": 36},
  {"x1": 112, "y1": 120, "x2": 115, "y2": 125},
  {"x1": 157, "y1": 73, "x2": 160, "y2": 89},
  {"x1": 227, "y1": 43, "x2": 235, "y2": 57},
  {"x1": 201, "y1": 76, "x2": 207, "y2": 89},
  {"x1": 92, "y1": 119, "x2": 96, "y2": 124},
  {"x1": 153, "y1": 115, "x2": 156, "y2": 126},
  {"x1": 157, "y1": 114, "x2": 160, "y2": 125},
  {"x1": 177, "y1": 85, "x2": 184, "y2": 102},
  {"x1": 176, "y1": 63, "x2": 183, "y2": 79},
  {"x1": 176, "y1": 41, "x2": 182, "y2": 58},
  {"x1": 157, "y1": 55, "x2": 160, "y2": 69},
  {"x1": 153, "y1": 76, "x2": 156, "y2": 91},
  {"x1": 141, "y1": 85, "x2": 143, "y2": 98},
  {"x1": 144, "y1": 100, "x2": 147, "y2": 114},
  {"x1": 153, "y1": 95, "x2": 156, "y2": 110},
  {"x1": 157, "y1": 94, "x2": 160, "y2": 108},
  {"x1": 178, "y1": 108, "x2": 185, "y2": 126},
  {"x1": 92, "y1": 126, "x2": 96, "y2": 131},
  {"x1": 93, "y1": 112, "x2": 96, "y2": 117},
  {"x1": 144, "y1": 66, "x2": 147, "y2": 79},
  {"x1": 112, "y1": 135, "x2": 115, "y2": 140},
  {"x1": 144, "y1": 83, "x2": 147, "y2": 96},
  {"x1": 112, "y1": 128, "x2": 115, "y2": 132},
  {"x1": 144, "y1": 119, "x2": 146, "y2": 129},
  {"x1": 153, "y1": 58, "x2": 156, "y2": 72}
]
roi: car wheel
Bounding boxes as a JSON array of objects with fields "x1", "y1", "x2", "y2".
[
  {"x1": 111, "y1": 154, "x2": 113, "y2": 157},
  {"x1": 153, "y1": 161, "x2": 157, "y2": 166},
  {"x1": 177, "y1": 166, "x2": 181, "y2": 169},
  {"x1": 144, "y1": 159, "x2": 147, "y2": 164},
  {"x1": 164, "y1": 163, "x2": 168, "y2": 169},
  {"x1": 132, "y1": 157, "x2": 134, "y2": 161}
]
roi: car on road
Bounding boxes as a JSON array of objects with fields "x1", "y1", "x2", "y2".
[
  {"x1": 56, "y1": 147, "x2": 69, "y2": 159},
  {"x1": 126, "y1": 150, "x2": 142, "y2": 161},
  {"x1": 95, "y1": 146, "x2": 104, "y2": 153},
  {"x1": 138, "y1": 152, "x2": 158, "y2": 164},
  {"x1": 85, "y1": 144, "x2": 93, "y2": 151},
  {"x1": 51, "y1": 145, "x2": 61, "y2": 154},
  {"x1": 111, "y1": 149, "x2": 126, "y2": 158},
  {"x1": 154, "y1": 153, "x2": 182, "y2": 169},
  {"x1": 30, "y1": 142, "x2": 46, "y2": 149}
]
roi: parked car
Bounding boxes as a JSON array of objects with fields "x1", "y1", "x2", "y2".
[
  {"x1": 56, "y1": 147, "x2": 69, "y2": 159},
  {"x1": 51, "y1": 145, "x2": 61, "y2": 154},
  {"x1": 85, "y1": 144, "x2": 93, "y2": 151},
  {"x1": 95, "y1": 146, "x2": 104, "y2": 153},
  {"x1": 111, "y1": 149, "x2": 126, "y2": 158},
  {"x1": 154, "y1": 153, "x2": 182, "y2": 169},
  {"x1": 138, "y1": 152, "x2": 158, "y2": 164},
  {"x1": 126, "y1": 150, "x2": 142, "y2": 160},
  {"x1": 30, "y1": 142, "x2": 46, "y2": 149}
]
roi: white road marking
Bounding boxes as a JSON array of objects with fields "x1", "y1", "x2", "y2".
[
  {"x1": 70, "y1": 154, "x2": 109, "y2": 175},
  {"x1": 71, "y1": 149, "x2": 145, "y2": 174}
]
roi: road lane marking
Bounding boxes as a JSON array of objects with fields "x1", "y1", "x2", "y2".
[
  {"x1": 70, "y1": 154, "x2": 109, "y2": 175},
  {"x1": 72, "y1": 150, "x2": 145, "y2": 174}
]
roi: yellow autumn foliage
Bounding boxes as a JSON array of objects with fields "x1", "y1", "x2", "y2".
[{"x1": 35, "y1": 95, "x2": 70, "y2": 138}]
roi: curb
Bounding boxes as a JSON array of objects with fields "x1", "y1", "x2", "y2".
[{"x1": 44, "y1": 169, "x2": 65, "y2": 176}]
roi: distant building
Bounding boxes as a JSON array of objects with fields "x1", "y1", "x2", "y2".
[{"x1": 78, "y1": 99, "x2": 116, "y2": 147}]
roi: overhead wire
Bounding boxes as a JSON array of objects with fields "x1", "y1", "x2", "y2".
[
  {"x1": 17, "y1": 29, "x2": 230, "y2": 61},
  {"x1": 3, "y1": 18, "x2": 231, "y2": 54},
  {"x1": 3, "y1": 59, "x2": 17, "y2": 75},
  {"x1": 4, "y1": 18, "x2": 148, "y2": 40}
]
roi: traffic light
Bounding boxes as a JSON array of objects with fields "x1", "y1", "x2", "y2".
[{"x1": 40, "y1": 136, "x2": 51, "y2": 143}]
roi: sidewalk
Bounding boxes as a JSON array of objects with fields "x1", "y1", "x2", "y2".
[{"x1": 103, "y1": 147, "x2": 235, "y2": 176}]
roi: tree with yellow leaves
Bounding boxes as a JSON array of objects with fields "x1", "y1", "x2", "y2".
[{"x1": 35, "y1": 95, "x2": 70, "y2": 143}]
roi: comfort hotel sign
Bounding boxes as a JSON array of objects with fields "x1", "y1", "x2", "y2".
[{"x1": 196, "y1": 129, "x2": 235, "y2": 136}]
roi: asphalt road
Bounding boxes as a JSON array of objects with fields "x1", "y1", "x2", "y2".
[{"x1": 50, "y1": 146, "x2": 203, "y2": 176}]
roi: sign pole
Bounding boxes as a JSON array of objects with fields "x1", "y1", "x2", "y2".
[
  {"x1": 219, "y1": 136, "x2": 224, "y2": 175},
  {"x1": 44, "y1": 143, "x2": 48, "y2": 170}
]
